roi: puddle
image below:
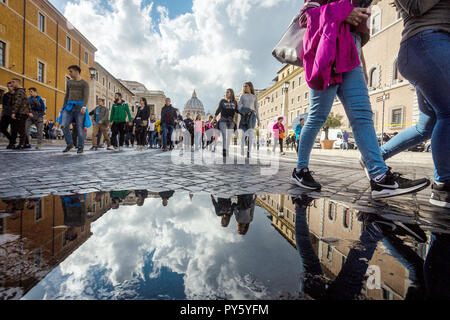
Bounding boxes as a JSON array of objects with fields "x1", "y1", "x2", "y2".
[{"x1": 0, "y1": 190, "x2": 449, "y2": 300}]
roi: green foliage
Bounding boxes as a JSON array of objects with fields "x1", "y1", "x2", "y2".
[{"x1": 323, "y1": 112, "x2": 343, "y2": 140}]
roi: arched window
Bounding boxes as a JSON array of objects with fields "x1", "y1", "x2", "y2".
[
  {"x1": 369, "y1": 67, "x2": 379, "y2": 89},
  {"x1": 328, "y1": 202, "x2": 336, "y2": 221},
  {"x1": 343, "y1": 208, "x2": 351, "y2": 229},
  {"x1": 370, "y1": 7, "x2": 382, "y2": 35}
]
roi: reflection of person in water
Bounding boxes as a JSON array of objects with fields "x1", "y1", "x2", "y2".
[
  {"x1": 211, "y1": 195, "x2": 234, "y2": 228},
  {"x1": 292, "y1": 193, "x2": 444, "y2": 300},
  {"x1": 110, "y1": 190, "x2": 130, "y2": 210},
  {"x1": 135, "y1": 190, "x2": 149, "y2": 207},
  {"x1": 60, "y1": 194, "x2": 87, "y2": 243},
  {"x1": 159, "y1": 190, "x2": 175, "y2": 207},
  {"x1": 233, "y1": 194, "x2": 256, "y2": 235}
]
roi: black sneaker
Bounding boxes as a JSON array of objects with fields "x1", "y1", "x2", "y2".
[
  {"x1": 6, "y1": 144, "x2": 14, "y2": 150},
  {"x1": 89, "y1": 146, "x2": 97, "y2": 151},
  {"x1": 430, "y1": 182, "x2": 450, "y2": 209},
  {"x1": 24, "y1": 144, "x2": 32, "y2": 149},
  {"x1": 371, "y1": 170, "x2": 430, "y2": 199},
  {"x1": 63, "y1": 145, "x2": 75, "y2": 153},
  {"x1": 291, "y1": 168, "x2": 322, "y2": 191},
  {"x1": 77, "y1": 147, "x2": 84, "y2": 154}
]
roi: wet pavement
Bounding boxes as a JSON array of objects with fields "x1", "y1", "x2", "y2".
[{"x1": 1, "y1": 189, "x2": 449, "y2": 300}]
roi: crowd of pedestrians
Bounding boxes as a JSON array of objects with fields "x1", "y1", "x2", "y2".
[{"x1": 0, "y1": 1, "x2": 448, "y2": 209}]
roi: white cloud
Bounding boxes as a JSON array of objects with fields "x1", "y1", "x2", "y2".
[{"x1": 58, "y1": 0, "x2": 303, "y2": 112}]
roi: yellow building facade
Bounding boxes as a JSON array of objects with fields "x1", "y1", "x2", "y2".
[{"x1": 0, "y1": 0, "x2": 97, "y2": 122}]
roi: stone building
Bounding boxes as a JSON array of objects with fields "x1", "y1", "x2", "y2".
[
  {"x1": 0, "y1": 0, "x2": 97, "y2": 122},
  {"x1": 119, "y1": 80, "x2": 166, "y2": 118},
  {"x1": 183, "y1": 90, "x2": 206, "y2": 120},
  {"x1": 93, "y1": 62, "x2": 135, "y2": 115},
  {"x1": 258, "y1": 1, "x2": 419, "y2": 140}
]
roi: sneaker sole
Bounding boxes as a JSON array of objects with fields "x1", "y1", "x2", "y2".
[
  {"x1": 372, "y1": 180, "x2": 431, "y2": 199},
  {"x1": 429, "y1": 198, "x2": 450, "y2": 209},
  {"x1": 290, "y1": 177, "x2": 321, "y2": 191}
]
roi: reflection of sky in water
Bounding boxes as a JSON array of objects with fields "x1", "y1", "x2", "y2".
[{"x1": 23, "y1": 194, "x2": 301, "y2": 300}]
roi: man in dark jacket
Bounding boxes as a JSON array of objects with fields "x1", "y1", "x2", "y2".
[
  {"x1": 27, "y1": 87, "x2": 46, "y2": 150},
  {"x1": 11, "y1": 78, "x2": 32, "y2": 149},
  {"x1": 160, "y1": 98, "x2": 178, "y2": 152},
  {"x1": 0, "y1": 81, "x2": 17, "y2": 149},
  {"x1": 183, "y1": 112, "x2": 195, "y2": 149}
]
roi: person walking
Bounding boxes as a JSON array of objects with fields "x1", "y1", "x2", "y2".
[
  {"x1": 134, "y1": 98, "x2": 150, "y2": 151},
  {"x1": 148, "y1": 114, "x2": 157, "y2": 149},
  {"x1": 273, "y1": 117, "x2": 286, "y2": 155},
  {"x1": 110, "y1": 92, "x2": 133, "y2": 152},
  {"x1": 90, "y1": 98, "x2": 113, "y2": 151},
  {"x1": 183, "y1": 112, "x2": 195, "y2": 151},
  {"x1": 194, "y1": 114, "x2": 203, "y2": 151},
  {"x1": 57, "y1": 65, "x2": 90, "y2": 154},
  {"x1": 26, "y1": 87, "x2": 46, "y2": 150},
  {"x1": 358, "y1": 0, "x2": 450, "y2": 207},
  {"x1": 160, "y1": 98, "x2": 178, "y2": 152},
  {"x1": 238, "y1": 82, "x2": 260, "y2": 158},
  {"x1": 342, "y1": 130, "x2": 350, "y2": 150},
  {"x1": 10, "y1": 78, "x2": 32, "y2": 150},
  {"x1": 291, "y1": 0, "x2": 429, "y2": 199},
  {"x1": 0, "y1": 81, "x2": 17, "y2": 149},
  {"x1": 215, "y1": 89, "x2": 238, "y2": 158},
  {"x1": 295, "y1": 118, "x2": 305, "y2": 154}
]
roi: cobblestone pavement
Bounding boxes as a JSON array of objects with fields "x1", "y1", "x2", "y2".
[{"x1": 0, "y1": 143, "x2": 444, "y2": 216}]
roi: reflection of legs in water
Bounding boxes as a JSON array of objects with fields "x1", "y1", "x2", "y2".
[
  {"x1": 424, "y1": 233, "x2": 450, "y2": 299},
  {"x1": 325, "y1": 215, "x2": 384, "y2": 300},
  {"x1": 382, "y1": 234, "x2": 426, "y2": 300},
  {"x1": 294, "y1": 195, "x2": 326, "y2": 299}
]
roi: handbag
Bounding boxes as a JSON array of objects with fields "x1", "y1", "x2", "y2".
[{"x1": 272, "y1": 13, "x2": 305, "y2": 67}]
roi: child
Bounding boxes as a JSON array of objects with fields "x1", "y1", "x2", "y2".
[{"x1": 148, "y1": 114, "x2": 157, "y2": 149}]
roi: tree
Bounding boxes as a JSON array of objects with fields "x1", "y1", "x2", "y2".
[{"x1": 323, "y1": 112, "x2": 343, "y2": 140}]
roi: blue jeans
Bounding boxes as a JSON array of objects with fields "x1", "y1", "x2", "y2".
[
  {"x1": 148, "y1": 131, "x2": 156, "y2": 147},
  {"x1": 162, "y1": 123, "x2": 174, "y2": 149},
  {"x1": 380, "y1": 30, "x2": 450, "y2": 182},
  {"x1": 61, "y1": 107, "x2": 85, "y2": 148},
  {"x1": 297, "y1": 65, "x2": 388, "y2": 179}
]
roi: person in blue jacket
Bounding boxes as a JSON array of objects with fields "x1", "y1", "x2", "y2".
[{"x1": 26, "y1": 87, "x2": 46, "y2": 150}]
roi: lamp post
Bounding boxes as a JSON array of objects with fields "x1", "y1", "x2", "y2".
[
  {"x1": 380, "y1": 90, "x2": 388, "y2": 146},
  {"x1": 283, "y1": 82, "x2": 289, "y2": 128}
]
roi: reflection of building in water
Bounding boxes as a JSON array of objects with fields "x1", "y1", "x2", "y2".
[
  {"x1": 258, "y1": 194, "x2": 430, "y2": 300},
  {"x1": 0, "y1": 192, "x2": 112, "y2": 299}
]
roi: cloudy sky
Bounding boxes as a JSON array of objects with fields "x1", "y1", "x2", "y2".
[{"x1": 49, "y1": 0, "x2": 304, "y2": 113}]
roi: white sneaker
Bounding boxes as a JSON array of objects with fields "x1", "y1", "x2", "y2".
[{"x1": 119, "y1": 147, "x2": 123, "y2": 152}]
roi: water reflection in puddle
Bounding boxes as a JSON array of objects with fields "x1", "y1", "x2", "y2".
[{"x1": 0, "y1": 190, "x2": 449, "y2": 300}]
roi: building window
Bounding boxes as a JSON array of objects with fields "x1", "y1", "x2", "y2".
[
  {"x1": 343, "y1": 208, "x2": 351, "y2": 229},
  {"x1": 391, "y1": 107, "x2": 403, "y2": 127},
  {"x1": 304, "y1": 92, "x2": 309, "y2": 100},
  {"x1": 0, "y1": 40, "x2": 5, "y2": 67},
  {"x1": 66, "y1": 36, "x2": 71, "y2": 51},
  {"x1": 84, "y1": 52, "x2": 89, "y2": 64},
  {"x1": 292, "y1": 81, "x2": 295, "y2": 89},
  {"x1": 35, "y1": 200, "x2": 42, "y2": 220},
  {"x1": 371, "y1": 11, "x2": 381, "y2": 35},
  {"x1": 38, "y1": 12, "x2": 45, "y2": 32},
  {"x1": 0, "y1": 217, "x2": 3, "y2": 235},
  {"x1": 298, "y1": 77, "x2": 302, "y2": 85},
  {"x1": 291, "y1": 98, "x2": 294, "y2": 105},
  {"x1": 38, "y1": 61, "x2": 45, "y2": 83},
  {"x1": 392, "y1": 59, "x2": 403, "y2": 84},
  {"x1": 382, "y1": 288, "x2": 394, "y2": 300},
  {"x1": 369, "y1": 67, "x2": 379, "y2": 89},
  {"x1": 328, "y1": 202, "x2": 336, "y2": 221},
  {"x1": 102, "y1": 77, "x2": 105, "y2": 86}
]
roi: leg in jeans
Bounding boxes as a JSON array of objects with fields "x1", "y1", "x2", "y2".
[
  {"x1": 92, "y1": 124, "x2": 100, "y2": 147},
  {"x1": 162, "y1": 123, "x2": 168, "y2": 148},
  {"x1": 336, "y1": 66, "x2": 389, "y2": 179},
  {"x1": 0, "y1": 115, "x2": 13, "y2": 142},
  {"x1": 219, "y1": 122, "x2": 230, "y2": 152},
  {"x1": 167, "y1": 125, "x2": 174, "y2": 148},
  {"x1": 73, "y1": 108, "x2": 85, "y2": 149},
  {"x1": 297, "y1": 85, "x2": 337, "y2": 169},
  {"x1": 397, "y1": 30, "x2": 450, "y2": 183},
  {"x1": 380, "y1": 89, "x2": 435, "y2": 160},
  {"x1": 36, "y1": 117, "x2": 44, "y2": 145},
  {"x1": 61, "y1": 109, "x2": 74, "y2": 147}
]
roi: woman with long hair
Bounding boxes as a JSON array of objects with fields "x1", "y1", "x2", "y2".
[
  {"x1": 238, "y1": 82, "x2": 260, "y2": 158},
  {"x1": 215, "y1": 88, "x2": 238, "y2": 158},
  {"x1": 134, "y1": 98, "x2": 150, "y2": 151}
]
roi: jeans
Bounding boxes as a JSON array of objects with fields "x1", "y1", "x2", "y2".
[
  {"x1": 162, "y1": 123, "x2": 174, "y2": 149},
  {"x1": 0, "y1": 114, "x2": 17, "y2": 145},
  {"x1": 148, "y1": 130, "x2": 156, "y2": 147},
  {"x1": 194, "y1": 131, "x2": 202, "y2": 149},
  {"x1": 297, "y1": 65, "x2": 388, "y2": 179},
  {"x1": 218, "y1": 121, "x2": 232, "y2": 152},
  {"x1": 61, "y1": 107, "x2": 85, "y2": 148},
  {"x1": 342, "y1": 141, "x2": 349, "y2": 150},
  {"x1": 381, "y1": 30, "x2": 450, "y2": 182}
]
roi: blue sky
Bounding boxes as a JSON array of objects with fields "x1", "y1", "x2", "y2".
[{"x1": 48, "y1": 0, "x2": 303, "y2": 112}]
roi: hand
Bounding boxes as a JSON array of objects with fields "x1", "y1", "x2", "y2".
[
  {"x1": 98, "y1": 120, "x2": 103, "y2": 125},
  {"x1": 345, "y1": 8, "x2": 370, "y2": 27},
  {"x1": 29, "y1": 113, "x2": 33, "y2": 118},
  {"x1": 11, "y1": 114, "x2": 16, "y2": 120},
  {"x1": 81, "y1": 107, "x2": 86, "y2": 114}
]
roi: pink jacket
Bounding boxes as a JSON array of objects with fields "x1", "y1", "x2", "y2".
[
  {"x1": 273, "y1": 123, "x2": 285, "y2": 139},
  {"x1": 301, "y1": 0, "x2": 361, "y2": 91}
]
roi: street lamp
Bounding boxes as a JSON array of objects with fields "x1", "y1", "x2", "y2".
[
  {"x1": 380, "y1": 89, "x2": 388, "y2": 146},
  {"x1": 283, "y1": 82, "x2": 289, "y2": 93},
  {"x1": 89, "y1": 67, "x2": 97, "y2": 80}
]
